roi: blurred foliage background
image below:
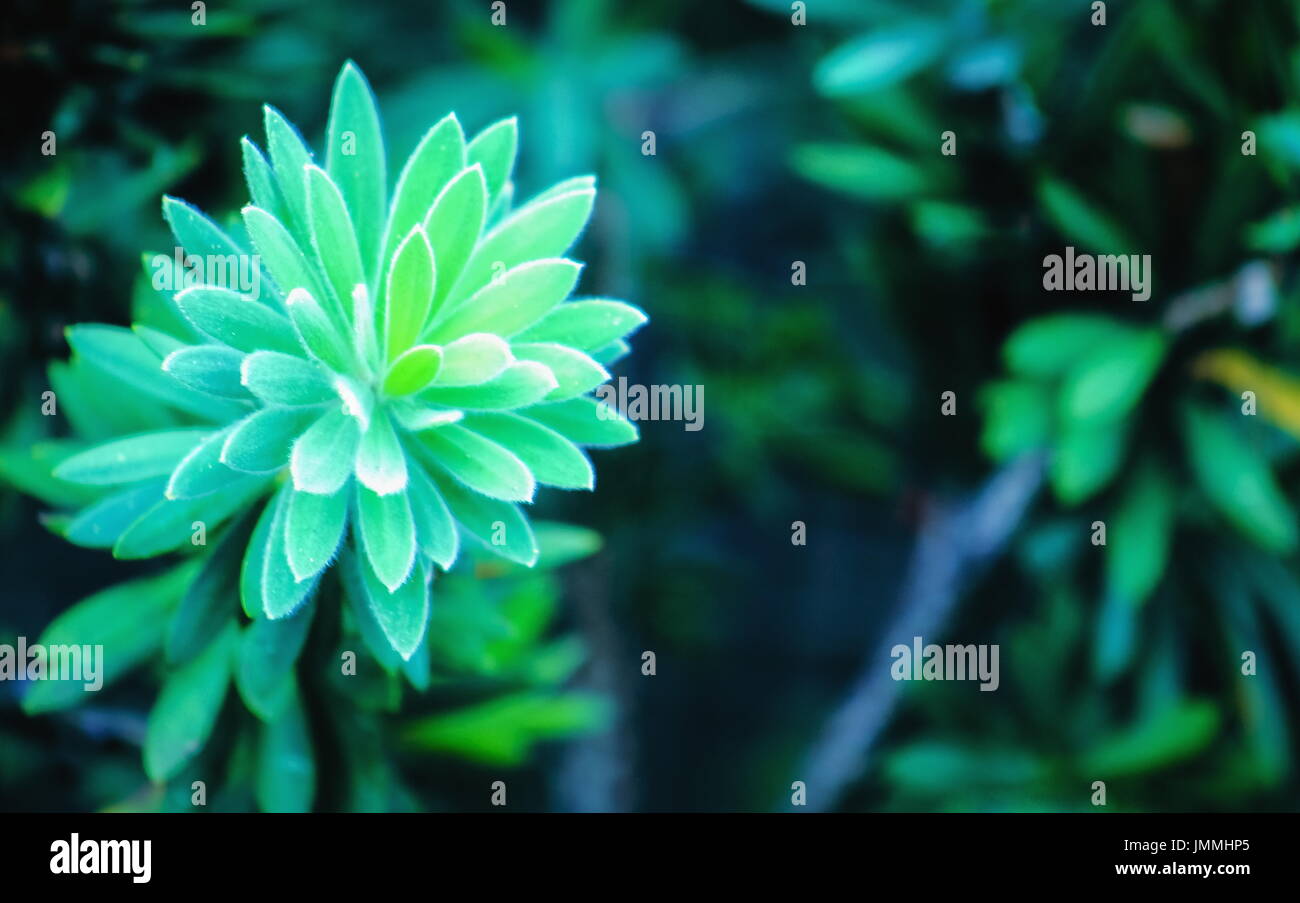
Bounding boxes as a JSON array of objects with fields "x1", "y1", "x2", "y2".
[{"x1": 2, "y1": 0, "x2": 1299, "y2": 811}]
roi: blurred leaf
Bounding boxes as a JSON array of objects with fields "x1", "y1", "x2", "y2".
[
  {"x1": 1037, "y1": 177, "x2": 1134, "y2": 253},
  {"x1": 814, "y1": 23, "x2": 946, "y2": 96},
  {"x1": 1080, "y1": 701, "x2": 1220, "y2": 777}
]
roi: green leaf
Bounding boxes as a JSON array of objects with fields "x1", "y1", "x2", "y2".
[
  {"x1": 256, "y1": 682, "x2": 316, "y2": 812},
  {"x1": 1049, "y1": 419, "x2": 1128, "y2": 506},
  {"x1": 221, "y1": 406, "x2": 317, "y2": 473},
  {"x1": 1003, "y1": 314, "x2": 1129, "y2": 379},
  {"x1": 162, "y1": 346, "x2": 252, "y2": 400},
  {"x1": 237, "y1": 604, "x2": 315, "y2": 719},
  {"x1": 416, "y1": 424, "x2": 535, "y2": 502},
  {"x1": 383, "y1": 344, "x2": 443, "y2": 396},
  {"x1": 447, "y1": 188, "x2": 594, "y2": 306},
  {"x1": 400, "y1": 691, "x2": 608, "y2": 765},
  {"x1": 285, "y1": 286, "x2": 354, "y2": 373},
  {"x1": 526, "y1": 396, "x2": 638, "y2": 447},
  {"x1": 1059, "y1": 329, "x2": 1166, "y2": 424},
  {"x1": 430, "y1": 469, "x2": 538, "y2": 566},
  {"x1": 168, "y1": 512, "x2": 254, "y2": 664},
  {"x1": 424, "y1": 164, "x2": 487, "y2": 313},
  {"x1": 356, "y1": 483, "x2": 417, "y2": 592},
  {"x1": 144, "y1": 621, "x2": 238, "y2": 782},
  {"x1": 383, "y1": 226, "x2": 436, "y2": 359},
  {"x1": 420, "y1": 361, "x2": 557, "y2": 410},
  {"x1": 466, "y1": 117, "x2": 517, "y2": 205},
  {"x1": 239, "y1": 487, "x2": 318, "y2": 618},
  {"x1": 174, "y1": 285, "x2": 299, "y2": 353},
  {"x1": 262, "y1": 105, "x2": 315, "y2": 239},
  {"x1": 1037, "y1": 177, "x2": 1135, "y2": 254},
  {"x1": 978, "y1": 380, "x2": 1051, "y2": 461},
  {"x1": 166, "y1": 426, "x2": 239, "y2": 499},
  {"x1": 511, "y1": 342, "x2": 609, "y2": 400},
  {"x1": 54, "y1": 429, "x2": 209, "y2": 485},
  {"x1": 432, "y1": 258, "x2": 581, "y2": 342},
  {"x1": 792, "y1": 143, "x2": 931, "y2": 201},
  {"x1": 285, "y1": 484, "x2": 350, "y2": 582},
  {"x1": 382, "y1": 113, "x2": 466, "y2": 273},
  {"x1": 1080, "y1": 701, "x2": 1220, "y2": 777},
  {"x1": 1106, "y1": 465, "x2": 1175, "y2": 606},
  {"x1": 1183, "y1": 405, "x2": 1297, "y2": 552},
  {"x1": 325, "y1": 61, "x2": 386, "y2": 282},
  {"x1": 21, "y1": 562, "x2": 197, "y2": 714},
  {"x1": 462, "y1": 412, "x2": 593, "y2": 490},
  {"x1": 407, "y1": 465, "x2": 459, "y2": 569},
  {"x1": 515, "y1": 299, "x2": 647, "y2": 351},
  {"x1": 434, "y1": 332, "x2": 512, "y2": 386},
  {"x1": 291, "y1": 409, "x2": 361, "y2": 495},
  {"x1": 533, "y1": 521, "x2": 604, "y2": 569},
  {"x1": 241, "y1": 350, "x2": 335, "y2": 406},
  {"x1": 814, "y1": 23, "x2": 946, "y2": 96}
]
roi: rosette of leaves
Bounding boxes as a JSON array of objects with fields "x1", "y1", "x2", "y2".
[{"x1": 47, "y1": 61, "x2": 645, "y2": 666}]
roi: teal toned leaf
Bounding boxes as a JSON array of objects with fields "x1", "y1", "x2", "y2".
[
  {"x1": 306, "y1": 164, "x2": 367, "y2": 314},
  {"x1": 355, "y1": 410, "x2": 408, "y2": 495},
  {"x1": 417, "y1": 424, "x2": 534, "y2": 502},
  {"x1": 285, "y1": 484, "x2": 350, "y2": 582},
  {"x1": 242, "y1": 205, "x2": 334, "y2": 319},
  {"x1": 420, "y1": 360, "x2": 557, "y2": 410},
  {"x1": 54, "y1": 429, "x2": 209, "y2": 485},
  {"x1": 407, "y1": 465, "x2": 459, "y2": 569},
  {"x1": 291, "y1": 409, "x2": 362, "y2": 495},
  {"x1": 352, "y1": 551, "x2": 431, "y2": 660},
  {"x1": 463, "y1": 412, "x2": 592, "y2": 490},
  {"x1": 424, "y1": 164, "x2": 487, "y2": 313},
  {"x1": 240, "y1": 486, "x2": 319, "y2": 619},
  {"x1": 429, "y1": 469, "x2": 538, "y2": 566},
  {"x1": 21, "y1": 563, "x2": 197, "y2": 714},
  {"x1": 515, "y1": 299, "x2": 647, "y2": 351},
  {"x1": 285, "y1": 286, "x2": 355, "y2": 373},
  {"x1": 162, "y1": 346, "x2": 252, "y2": 400},
  {"x1": 65, "y1": 480, "x2": 167, "y2": 548},
  {"x1": 1183, "y1": 405, "x2": 1297, "y2": 552},
  {"x1": 262, "y1": 105, "x2": 315, "y2": 239},
  {"x1": 241, "y1": 137, "x2": 287, "y2": 226},
  {"x1": 434, "y1": 332, "x2": 512, "y2": 386},
  {"x1": 256, "y1": 682, "x2": 316, "y2": 812},
  {"x1": 356, "y1": 483, "x2": 417, "y2": 592},
  {"x1": 166, "y1": 426, "x2": 239, "y2": 499},
  {"x1": 162, "y1": 195, "x2": 245, "y2": 260},
  {"x1": 144, "y1": 621, "x2": 238, "y2": 782},
  {"x1": 1003, "y1": 315, "x2": 1129, "y2": 379},
  {"x1": 526, "y1": 396, "x2": 638, "y2": 447},
  {"x1": 447, "y1": 188, "x2": 594, "y2": 306},
  {"x1": 1037, "y1": 176, "x2": 1135, "y2": 254},
  {"x1": 432, "y1": 258, "x2": 581, "y2": 342},
  {"x1": 221, "y1": 406, "x2": 317, "y2": 473},
  {"x1": 382, "y1": 113, "x2": 466, "y2": 273},
  {"x1": 237, "y1": 604, "x2": 314, "y2": 719},
  {"x1": 814, "y1": 23, "x2": 946, "y2": 96},
  {"x1": 241, "y1": 350, "x2": 335, "y2": 406},
  {"x1": 466, "y1": 116, "x2": 517, "y2": 205},
  {"x1": 114, "y1": 473, "x2": 269, "y2": 559},
  {"x1": 174, "y1": 285, "x2": 299, "y2": 353},
  {"x1": 325, "y1": 61, "x2": 386, "y2": 282},
  {"x1": 1049, "y1": 419, "x2": 1128, "y2": 506},
  {"x1": 1106, "y1": 465, "x2": 1175, "y2": 606},
  {"x1": 511, "y1": 342, "x2": 609, "y2": 400},
  {"x1": 168, "y1": 512, "x2": 255, "y2": 664}
]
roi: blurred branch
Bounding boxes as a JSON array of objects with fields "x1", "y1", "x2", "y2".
[{"x1": 788, "y1": 452, "x2": 1047, "y2": 812}]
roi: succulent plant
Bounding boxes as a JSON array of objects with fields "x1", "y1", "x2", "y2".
[{"x1": 50, "y1": 61, "x2": 645, "y2": 662}]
